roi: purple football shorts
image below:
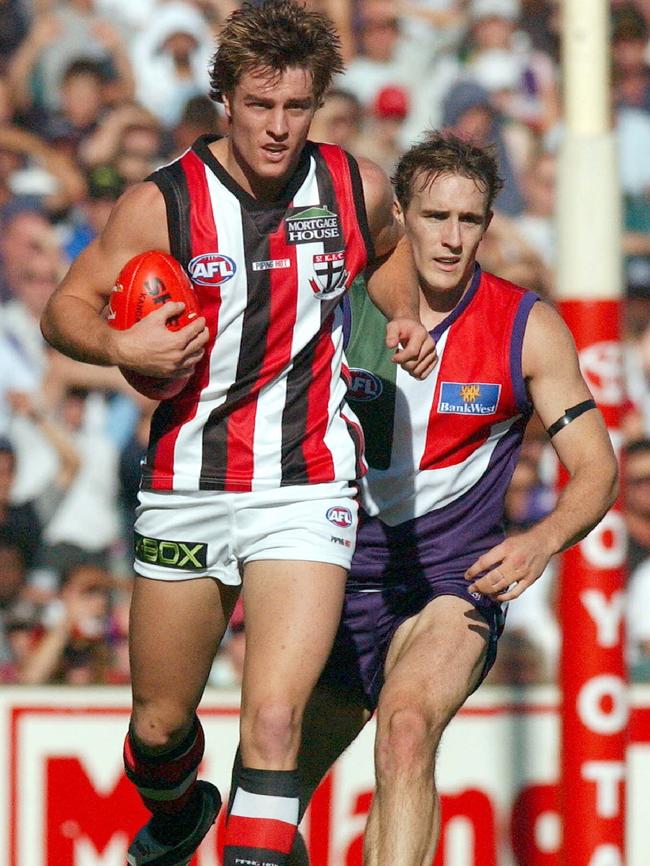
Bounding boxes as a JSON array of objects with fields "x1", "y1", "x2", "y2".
[{"x1": 318, "y1": 574, "x2": 505, "y2": 712}]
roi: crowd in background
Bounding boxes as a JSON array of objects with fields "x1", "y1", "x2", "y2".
[{"x1": 1, "y1": 0, "x2": 650, "y2": 687}]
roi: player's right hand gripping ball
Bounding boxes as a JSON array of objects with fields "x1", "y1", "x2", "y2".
[{"x1": 107, "y1": 250, "x2": 201, "y2": 400}]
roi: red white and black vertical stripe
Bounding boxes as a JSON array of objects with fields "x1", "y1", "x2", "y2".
[{"x1": 141, "y1": 136, "x2": 370, "y2": 492}]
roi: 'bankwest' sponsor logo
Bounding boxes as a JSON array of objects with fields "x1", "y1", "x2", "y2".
[
  {"x1": 285, "y1": 206, "x2": 341, "y2": 244},
  {"x1": 135, "y1": 532, "x2": 207, "y2": 570},
  {"x1": 438, "y1": 382, "x2": 501, "y2": 415},
  {"x1": 347, "y1": 368, "x2": 383, "y2": 402},
  {"x1": 326, "y1": 506, "x2": 353, "y2": 528},
  {"x1": 188, "y1": 252, "x2": 236, "y2": 286}
]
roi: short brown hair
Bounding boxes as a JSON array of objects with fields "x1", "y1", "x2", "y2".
[
  {"x1": 393, "y1": 131, "x2": 504, "y2": 214},
  {"x1": 210, "y1": 0, "x2": 344, "y2": 105}
]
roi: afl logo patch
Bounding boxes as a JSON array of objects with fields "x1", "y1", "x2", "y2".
[
  {"x1": 188, "y1": 253, "x2": 236, "y2": 286},
  {"x1": 326, "y1": 506, "x2": 353, "y2": 528},
  {"x1": 347, "y1": 368, "x2": 383, "y2": 402}
]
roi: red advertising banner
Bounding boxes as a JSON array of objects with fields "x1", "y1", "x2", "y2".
[
  {"x1": 557, "y1": 300, "x2": 627, "y2": 866},
  {"x1": 2, "y1": 687, "x2": 649, "y2": 866}
]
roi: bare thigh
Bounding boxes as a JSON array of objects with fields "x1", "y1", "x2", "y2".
[
  {"x1": 240, "y1": 560, "x2": 347, "y2": 712},
  {"x1": 380, "y1": 594, "x2": 491, "y2": 724},
  {"x1": 130, "y1": 575, "x2": 240, "y2": 714}
]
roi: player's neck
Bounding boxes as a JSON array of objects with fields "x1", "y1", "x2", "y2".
[
  {"x1": 418, "y1": 269, "x2": 475, "y2": 329},
  {"x1": 210, "y1": 138, "x2": 297, "y2": 203}
]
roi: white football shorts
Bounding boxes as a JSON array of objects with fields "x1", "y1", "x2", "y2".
[{"x1": 133, "y1": 481, "x2": 359, "y2": 584}]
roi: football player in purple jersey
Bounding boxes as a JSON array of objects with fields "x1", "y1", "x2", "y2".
[{"x1": 288, "y1": 132, "x2": 618, "y2": 866}]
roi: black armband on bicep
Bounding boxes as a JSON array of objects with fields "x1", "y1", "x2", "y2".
[{"x1": 546, "y1": 399, "x2": 597, "y2": 439}]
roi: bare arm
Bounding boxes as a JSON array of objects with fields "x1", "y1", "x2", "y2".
[
  {"x1": 40, "y1": 182, "x2": 208, "y2": 379},
  {"x1": 465, "y1": 301, "x2": 619, "y2": 601},
  {"x1": 0, "y1": 125, "x2": 86, "y2": 212},
  {"x1": 6, "y1": 14, "x2": 61, "y2": 111},
  {"x1": 359, "y1": 157, "x2": 436, "y2": 379},
  {"x1": 7, "y1": 390, "x2": 80, "y2": 489}
]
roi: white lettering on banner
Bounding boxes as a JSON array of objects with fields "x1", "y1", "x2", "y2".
[
  {"x1": 535, "y1": 811, "x2": 561, "y2": 853},
  {"x1": 578, "y1": 342, "x2": 624, "y2": 405},
  {"x1": 580, "y1": 510, "x2": 627, "y2": 569},
  {"x1": 75, "y1": 833, "x2": 128, "y2": 866},
  {"x1": 581, "y1": 591, "x2": 625, "y2": 647},
  {"x1": 577, "y1": 675, "x2": 629, "y2": 734},
  {"x1": 445, "y1": 817, "x2": 475, "y2": 866},
  {"x1": 588, "y1": 844, "x2": 624, "y2": 866},
  {"x1": 582, "y1": 762, "x2": 626, "y2": 818}
]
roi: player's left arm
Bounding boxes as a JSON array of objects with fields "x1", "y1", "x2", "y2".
[
  {"x1": 358, "y1": 157, "x2": 437, "y2": 380},
  {"x1": 465, "y1": 300, "x2": 619, "y2": 601}
]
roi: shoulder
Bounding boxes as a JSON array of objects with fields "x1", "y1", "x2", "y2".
[
  {"x1": 99, "y1": 181, "x2": 169, "y2": 254},
  {"x1": 522, "y1": 299, "x2": 579, "y2": 378},
  {"x1": 356, "y1": 156, "x2": 393, "y2": 211},
  {"x1": 354, "y1": 156, "x2": 401, "y2": 254}
]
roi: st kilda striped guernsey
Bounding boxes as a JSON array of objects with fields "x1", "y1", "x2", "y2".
[{"x1": 140, "y1": 135, "x2": 371, "y2": 492}]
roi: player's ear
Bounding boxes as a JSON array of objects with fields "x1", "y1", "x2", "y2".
[
  {"x1": 222, "y1": 92, "x2": 233, "y2": 121},
  {"x1": 393, "y1": 197, "x2": 405, "y2": 226}
]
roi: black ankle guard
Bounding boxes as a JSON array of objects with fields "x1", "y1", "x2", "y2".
[{"x1": 546, "y1": 399, "x2": 597, "y2": 439}]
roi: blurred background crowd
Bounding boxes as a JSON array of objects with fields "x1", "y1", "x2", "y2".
[{"x1": 1, "y1": 0, "x2": 649, "y2": 688}]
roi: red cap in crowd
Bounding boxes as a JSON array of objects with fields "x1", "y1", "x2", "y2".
[{"x1": 372, "y1": 85, "x2": 410, "y2": 120}]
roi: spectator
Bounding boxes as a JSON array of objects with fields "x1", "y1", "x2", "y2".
[
  {"x1": 112, "y1": 112, "x2": 165, "y2": 185},
  {"x1": 338, "y1": 0, "x2": 431, "y2": 112},
  {"x1": 171, "y1": 94, "x2": 223, "y2": 158},
  {"x1": 612, "y1": 2, "x2": 650, "y2": 113},
  {"x1": 0, "y1": 436, "x2": 43, "y2": 569},
  {"x1": 117, "y1": 402, "x2": 154, "y2": 552},
  {"x1": 308, "y1": 87, "x2": 363, "y2": 151},
  {"x1": 0, "y1": 125, "x2": 86, "y2": 215},
  {"x1": 39, "y1": 59, "x2": 112, "y2": 159},
  {"x1": 442, "y1": 79, "x2": 526, "y2": 215},
  {"x1": 79, "y1": 101, "x2": 163, "y2": 180},
  {"x1": 7, "y1": 1, "x2": 133, "y2": 113},
  {"x1": 353, "y1": 84, "x2": 410, "y2": 175},
  {"x1": 465, "y1": 0, "x2": 560, "y2": 133},
  {"x1": 514, "y1": 149, "x2": 556, "y2": 268},
  {"x1": 624, "y1": 438, "x2": 650, "y2": 573},
  {"x1": 62, "y1": 164, "x2": 126, "y2": 260},
  {"x1": 0, "y1": 598, "x2": 43, "y2": 683},
  {"x1": 627, "y1": 556, "x2": 650, "y2": 680},
  {"x1": 0, "y1": 0, "x2": 29, "y2": 66},
  {"x1": 40, "y1": 387, "x2": 120, "y2": 578},
  {"x1": 130, "y1": 1, "x2": 214, "y2": 127},
  {"x1": 0, "y1": 530, "x2": 30, "y2": 675},
  {"x1": 19, "y1": 563, "x2": 116, "y2": 684}
]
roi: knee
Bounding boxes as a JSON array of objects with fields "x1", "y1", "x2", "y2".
[
  {"x1": 130, "y1": 701, "x2": 195, "y2": 753},
  {"x1": 243, "y1": 700, "x2": 301, "y2": 763},
  {"x1": 375, "y1": 706, "x2": 440, "y2": 784}
]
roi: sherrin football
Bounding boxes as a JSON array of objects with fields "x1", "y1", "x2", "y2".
[{"x1": 107, "y1": 250, "x2": 201, "y2": 400}]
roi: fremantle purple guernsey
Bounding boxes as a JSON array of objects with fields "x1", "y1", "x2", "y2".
[{"x1": 343, "y1": 266, "x2": 539, "y2": 589}]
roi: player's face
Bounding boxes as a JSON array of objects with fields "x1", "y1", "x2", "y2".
[
  {"x1": 399, "y1": 171, "x2": 491, "y2": 297},
  {"x1": 223, "y1": 67, "x2": 317, "y2": 197}
]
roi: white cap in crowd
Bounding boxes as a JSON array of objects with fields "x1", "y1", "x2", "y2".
[{"x1": 469, "y1": 0, "x2": 521, "y2": 21}]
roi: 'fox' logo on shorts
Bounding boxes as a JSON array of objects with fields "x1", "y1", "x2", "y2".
[
  {"x1": 326, "y1": 506, "x2": 353, "y2": 528},
  {"x1": 135, "y1": 533, "x2": 207, "y2": 570}
]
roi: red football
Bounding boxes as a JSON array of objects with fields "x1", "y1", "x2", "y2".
[{"x1": 107, "y1": 250, "x2": 201, "y2": 400}]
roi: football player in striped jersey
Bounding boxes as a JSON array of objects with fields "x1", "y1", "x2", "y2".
[
  {"x1": 40, "y1": 3, "x2": 436, "y2": 866},
  {"x1": 288, "y1": 132, "x2": 618, "y2": 866}
]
